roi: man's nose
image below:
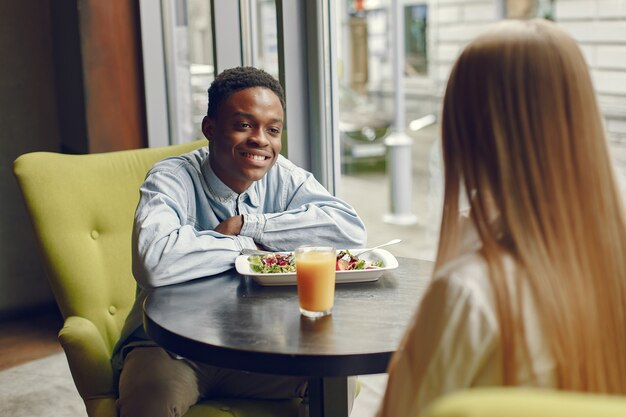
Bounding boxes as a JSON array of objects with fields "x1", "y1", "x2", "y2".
[{"x1": 248, "y1": 129, "x2": 270, "y2": 146}]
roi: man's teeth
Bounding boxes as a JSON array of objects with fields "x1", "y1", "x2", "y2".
[{"x1": 245, "y1": 153, "x2": 266, "y2": 161}]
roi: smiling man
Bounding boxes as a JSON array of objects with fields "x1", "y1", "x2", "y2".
[
  {"x1": 113, "y1": 67, "x2": 366, "y2": 417},
  {"x1": 204, "y1": 85, "x2": 284, "y2": 194}
]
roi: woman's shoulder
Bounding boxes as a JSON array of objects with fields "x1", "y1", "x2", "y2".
[
  {"x1": 435, "y1": 252, "x2": 491, "y2": 290},
  {"x1": 431, "y1": 251, "x2": 518, "y2": 318},
  {"x1": 436, "y1": 248, "x2": 517, "y2": 285}
]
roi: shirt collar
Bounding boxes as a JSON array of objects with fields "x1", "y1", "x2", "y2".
[{"x1": 201, "y1": 157, "x2": 260, "y2": 207}]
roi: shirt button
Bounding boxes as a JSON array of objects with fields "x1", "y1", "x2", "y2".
[
  {"x1": 108, "y1": 305, "x2": 117, "y2": 315},
  {"x1": 91, "y1": 230, "x2": 100, "y2": 240}
]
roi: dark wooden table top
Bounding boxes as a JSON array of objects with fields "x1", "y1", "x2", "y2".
[{"x1": 143, "y1": 256, "x2": 433, "y2": 378}]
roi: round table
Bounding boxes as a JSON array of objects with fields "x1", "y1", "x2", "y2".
[{"x1": 144, "y1": 256, "x2": 433, "y2": 417}]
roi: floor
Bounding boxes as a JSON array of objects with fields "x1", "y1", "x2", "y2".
[
  {"x1": 0, "y1": 309, "x2": 385, "y2": 417},
  {"x1": 0, "y1": 308, "x2": 63, "y2": 371}
]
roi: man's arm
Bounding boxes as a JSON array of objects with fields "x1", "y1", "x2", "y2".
[
  {"x1": 241, "y1": 165, "x2": 367, "y2": 251},
  {"x1": 213, "y1": 214, "x2": 243, "y2": 236},
  {"x1": 133, "y1": 158, "x2": 367, "y2": 288},
  {"x1": 132, "y1": 168, "x2": 257, "y2": 289}
]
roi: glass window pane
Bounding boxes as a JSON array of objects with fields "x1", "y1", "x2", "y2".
[
  {"x1": 335, "y1": 0, "x2": 626, "y2": 261},
  {"x1": 188, "y1": 0, "x2": 215, "y2": 140},
  {"x1": 252, "y1": 0, "x2": 279, "y2": 78},
  {"x1": 163, "y1": 0, "x2": 214, "y2": 143},
  {"x1": 405, "y1": 4, "x2": 428, "y2": 76},
  {"x1": 336, "y1": 1, "x2": 442, "y2": 261}
]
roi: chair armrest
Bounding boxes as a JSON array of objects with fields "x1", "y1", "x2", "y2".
[
  {"x1": 58, "y1": 316, "x2": 116, "y2": 400},
  {"x1": 421, "y1": 388, "x2": 626, "y2": 417}
]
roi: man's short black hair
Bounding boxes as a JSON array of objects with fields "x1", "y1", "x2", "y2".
[{"x1": 207, "y1": 66, "x2": 286, "y2": 118}]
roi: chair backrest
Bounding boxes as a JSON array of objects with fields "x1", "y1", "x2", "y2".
[{"x1": 13, "y1": 140, "x2": 206, "y2": 352}]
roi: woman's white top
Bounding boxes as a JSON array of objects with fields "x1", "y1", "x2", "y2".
[{"x1": 378, "y1": 227, "x2": 556, "y2": 417}]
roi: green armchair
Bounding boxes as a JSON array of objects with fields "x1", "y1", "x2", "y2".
[
  {"x1": 421, "y1": 387, "x2": 626, "y2": 417},
  {"x1": 13, "y1": 140, "x2": 298, "y2": 417}
]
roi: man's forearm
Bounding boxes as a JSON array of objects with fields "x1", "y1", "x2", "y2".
[
  {"x1": 214, "y1": 215, "x2": 244, "y2": 236},
  {"x1": 133, "y1": 222, "x2": 256, "y2": 288},
  {"x1": 241, "y1": 205, "x2": 367, "y2": 251}
]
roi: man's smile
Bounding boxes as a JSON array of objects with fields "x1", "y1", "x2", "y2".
[{"x1": 241, "y1": 152, "x2": 270, "y2": 161}]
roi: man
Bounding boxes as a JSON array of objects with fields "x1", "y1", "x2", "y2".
[{"x1": 112, "y1": 66, "x2": 367, "y2": 417}]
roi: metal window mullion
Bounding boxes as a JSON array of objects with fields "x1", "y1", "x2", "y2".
[
  {"x1": 211, "y1": 0, "x2": 243, "y2": 73},
  {"x1": 276, "y1": 0, "x2": 310, "y2": 171},
  {"x1": 309, "y1": 1, "x2": 340, "y2": 195},
  {"x1": 276, "y1": 0, "x2": 337, "y2": 193},
  {"x1": 139, "y1": 0, "x2": 170, "y2": 148},
  {"x1": 161, "y1": 0, "x2": 184, "y2": 145},
  {"x1": 240, "y1": 0, "x2": 255, "y2": 66},
  {"x1": 324, "y1": 1, "x2": 341, "y2": 195}
]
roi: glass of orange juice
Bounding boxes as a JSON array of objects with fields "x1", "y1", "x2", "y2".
[{"x1": 295, "y1": 245, "x2": 336, "y2": 318}]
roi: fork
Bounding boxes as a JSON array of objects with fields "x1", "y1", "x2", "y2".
[
  {"x1": 241, "y1": 248, "x2": 274, "y2": 256},
  {"x1": 353, "y1": 238, "x2": 402, "y2": 257}
]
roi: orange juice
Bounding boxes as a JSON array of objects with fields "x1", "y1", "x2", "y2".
[{"x1": 295, "y1": 247, "x2": 336, "y2": 317}]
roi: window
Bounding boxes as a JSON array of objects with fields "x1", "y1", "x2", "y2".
[
  {"x1": 141, "y1": 0, "x2": 626, "y2": 260},
  {"x1": 405, "y1": 4, "x2": 428, "y2": 76}
]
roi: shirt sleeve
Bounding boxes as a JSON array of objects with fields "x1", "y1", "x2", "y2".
[
  {"x1": 377, "y1": 273, "x2": 499, "y2": 417},
  {"x1": 132, "y1": 168, "x2": 256, "y2": 289},
  {"x1": 240, "y1": 168, "x2": 367, "y2": 251}
]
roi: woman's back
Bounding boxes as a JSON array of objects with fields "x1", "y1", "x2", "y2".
[
  {"x1": 379, "y1": 224, "x2": 556, "y2": 417},
  {"x1": 378, "y1": 18, "x2": 626, "y2": 417}
]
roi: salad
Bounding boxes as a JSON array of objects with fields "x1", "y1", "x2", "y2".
[
  {"x1": 336, "y1": 249, "x2": 383, "y2": 271},
  {"x1": 248, "y1": 252, "x2": 296, "y2": 274},
  {"x1": 248, "y1": 249, "x2": 383, "y2": 274}
]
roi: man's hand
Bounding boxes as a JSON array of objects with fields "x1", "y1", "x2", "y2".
[{"x1": 214, "y1": 215, "x2": 244, "y2": 236}]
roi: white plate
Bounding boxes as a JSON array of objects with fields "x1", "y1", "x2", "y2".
[{"x1": 235, "y1": 248, "x2": 399, "y2": 286}]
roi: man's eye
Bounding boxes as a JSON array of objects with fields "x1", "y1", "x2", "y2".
[
  {"x1": 240, "y1": 123, "x2": 251, "y2": 128},
  {"x1": 269, "y1": 128, "x2": 281, "y2": 135}
]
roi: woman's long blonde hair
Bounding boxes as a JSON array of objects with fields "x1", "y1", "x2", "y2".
[{"x1": 437, "y1": 19, "x2": 626, "y2": 393}]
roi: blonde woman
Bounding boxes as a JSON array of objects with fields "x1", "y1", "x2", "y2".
[{"x1": 378, "y1": 19, "x2": 626, "y2": 417}]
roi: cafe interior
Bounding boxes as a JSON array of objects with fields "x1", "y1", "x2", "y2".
[{"x1": 2, "y1": 1, "x2": 626, "y2": 416}]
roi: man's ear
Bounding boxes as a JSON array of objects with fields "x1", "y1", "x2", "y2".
[{"x1": 201, "y1": 116, "x2": 214, "y2": 142}]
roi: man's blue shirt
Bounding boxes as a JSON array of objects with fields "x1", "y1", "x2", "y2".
[{"x1": 112, "y1": 146, "x2": 367, "y2": 373}]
